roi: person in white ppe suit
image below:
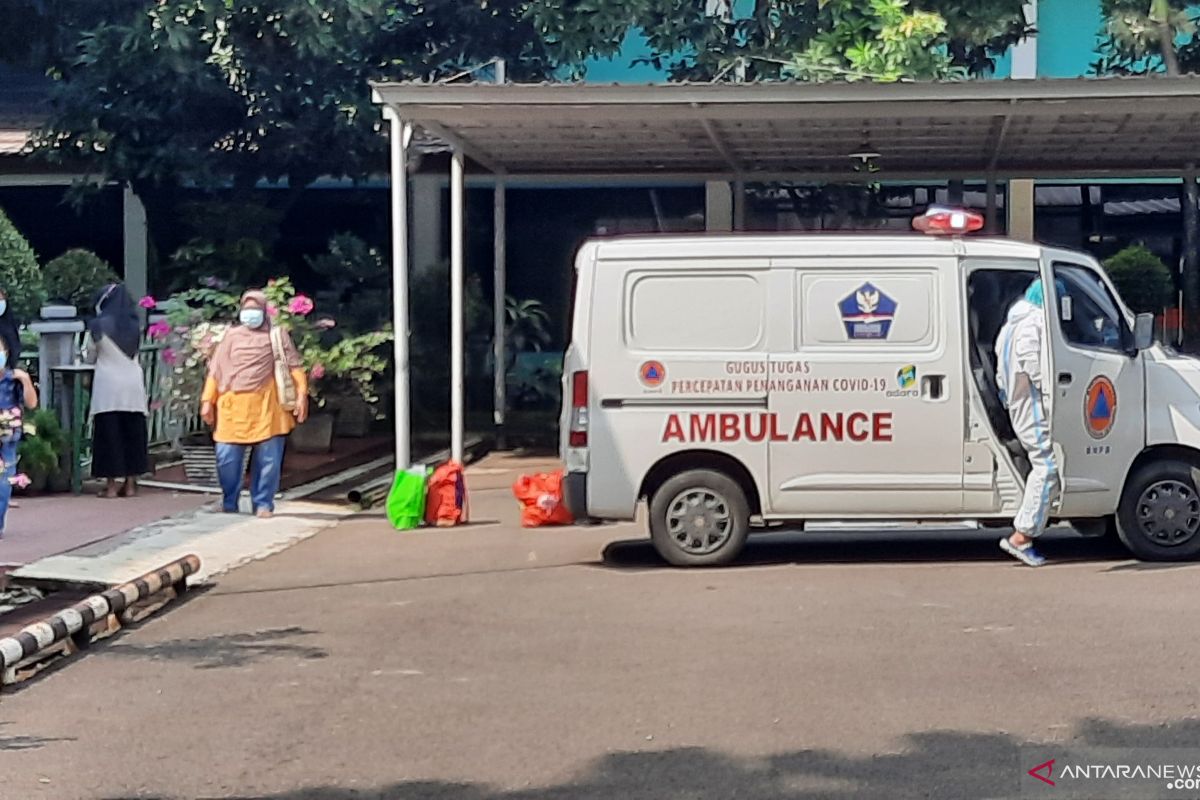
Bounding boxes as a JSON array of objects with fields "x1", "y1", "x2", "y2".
[{"x1": 995, "y1": 278, "x2": 1065, "y2": 567}]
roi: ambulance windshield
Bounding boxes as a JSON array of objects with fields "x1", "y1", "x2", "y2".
[{"x1": 1052, "y1": 263, "x2": 1126, "y2": 352}]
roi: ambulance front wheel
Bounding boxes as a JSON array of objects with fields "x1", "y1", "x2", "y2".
[
  {"x1": 1116, "y1": 459, "x2": 1200, "y2": 561},
  {"x1": 649, "y1": 469, "x2": 751, "y2": 567}
]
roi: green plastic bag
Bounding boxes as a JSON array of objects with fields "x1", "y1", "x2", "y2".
[{"x1": 386, "y1": 466, "x2": 428, "y2": 530}]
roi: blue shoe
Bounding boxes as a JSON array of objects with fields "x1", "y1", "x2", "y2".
[{"x1": 999, "y1": 537, "x2": 1046, "y2": 567}]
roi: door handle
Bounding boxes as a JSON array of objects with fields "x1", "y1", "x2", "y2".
[
  {"x1": 921, "y1": 374, "x2": 946, "y2": 401},
  {"x1": 1058, "y1": 372, "x2": 1073, "y2": 386}
]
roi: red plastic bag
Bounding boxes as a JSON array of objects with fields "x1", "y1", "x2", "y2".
[
  {"x1": 425, "y1": 460, "x2": 468, "y2": 527},
  {"x1": 512, "y1": 470, "x2": 574, "y2": 528}
]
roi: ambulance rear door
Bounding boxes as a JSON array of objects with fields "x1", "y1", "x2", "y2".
[{"x1": 766, "y1": 258, "x2": 966, "y2": 517}]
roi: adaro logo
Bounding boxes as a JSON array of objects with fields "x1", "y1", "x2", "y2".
[
  {"x1": 1084, "y1": 376, "x2": 1117, "y2": 439},
  {"x1": 1027, "y1": 758, "x2": 1056, "y2": 787},
  {"x1": 639, "y1": 360, "x2": 666, "y2": 388}
]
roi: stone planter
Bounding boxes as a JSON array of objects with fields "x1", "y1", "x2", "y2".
[
  {"x1": 329, "y1": 396, "x2": 374, "y2": 438},
  {"x1": 290, "y1": 411, "x2": 336, "y2": 454}
]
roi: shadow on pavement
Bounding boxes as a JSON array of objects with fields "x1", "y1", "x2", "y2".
[
  {"x1": 0, "y1": 722, "x2": 75, "y2": 752},
  {"x1": 98, "y1": 717, "x2": 1200, "y2": 799},
  {"x1": 599, "y1": 530, "x2": 1135, "y2": 570},
  {"x1": 105, "y1": 626, "x2": 328, "y2": 669}
]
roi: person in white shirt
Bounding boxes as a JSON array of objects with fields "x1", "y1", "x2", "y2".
[
  {"x1": 85, "y1": 283, "x2": 148, "y2": 498},
  {"x1": 994, "y1": 278, "x2": 1066, "y2": 567}
]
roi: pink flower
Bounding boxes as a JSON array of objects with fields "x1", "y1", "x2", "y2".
[
  {"x1": 162, "y1": 347, "x2": 178, "y2": 366},
  {"x1": 147, "y1": 321, "x2": 171, "y2": 340},
  {"x1": 310, "y1": 363, "x2": 326, "y2": 380},
  {"x1": 267, "y1": 303, "x2": 279, "y2": 318},
  {"x1": 10, "y1": 473, "x2": 30, "y2": 489},
  {"x1": 288, "y1": 295, "x2": 314, "y2": 316},
  {"x1": 138, "y1": 295, "x2": 157, "y2": 309}
]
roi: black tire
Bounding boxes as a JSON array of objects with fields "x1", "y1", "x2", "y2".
[
  {"x1": 648, "y1": 469, "x2": 751, "y2": 567},
  {"x1": 1116, "y1": 460, "x2": 1200, "y2": 561}
]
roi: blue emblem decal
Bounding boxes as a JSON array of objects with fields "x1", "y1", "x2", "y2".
[{"x1": 840, "y1": 283, "x2": 898, "y2": 340}]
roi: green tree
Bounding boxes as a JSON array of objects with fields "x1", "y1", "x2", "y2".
[
  {"x1": 0, "y1": 207, "x2": 45, "y2": 320},
  {"x1": 1095, "y1": 0, "x2": 1199, "y2": 74},
  {"x1": 43, "y1": 249, "x2": 119, "y2": 309},
  {"x1": 1103, "y1": 243, "x2": 1174, "y2": 314},
  {"x1": 531, "y1": 0, "x2": 1031, "y2": 82}
]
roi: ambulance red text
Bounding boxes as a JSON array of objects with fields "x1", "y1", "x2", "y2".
[{"x1": 661, "y1": 411, "x2": 893, "y2": 443}]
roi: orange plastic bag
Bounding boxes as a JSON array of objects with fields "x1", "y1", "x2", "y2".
[
  {"x1": 512, "y1": 470, "x2": 575, "y2": 528},
  {"x1": 425, "y1": 460, "x2": 468, "y2": 527}
]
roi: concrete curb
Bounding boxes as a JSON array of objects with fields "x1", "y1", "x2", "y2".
[{"x1": 0, "y1": 554, "x2": 200, "y2": 686}]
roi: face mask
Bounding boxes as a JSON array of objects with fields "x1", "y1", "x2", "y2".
[
  {"x1": 0, "y1": 300, "x2": 8, "y2": 317},
  {"x1": 240, "y1": 309, "x2": 266, "y2": 329},
  {"x1": 0, "y1": 352, "x2": 9, "y2": 370}
]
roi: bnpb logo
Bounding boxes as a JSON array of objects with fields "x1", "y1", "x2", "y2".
[
  {"x1": 1084, "y1": 376, "x2": 1117, "y2": 439},
  {"x1": 639, "y1": 360, "x2": 666, "y2": 388}
]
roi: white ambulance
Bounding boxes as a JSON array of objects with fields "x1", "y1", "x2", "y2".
[{"x1": 560, "y1": 207, "x2": 1200, "y2": 566}]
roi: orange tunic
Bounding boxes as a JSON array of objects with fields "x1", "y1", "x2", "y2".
[{"x1": 202, "y1": 370, "x2": 308, "y2": 445}]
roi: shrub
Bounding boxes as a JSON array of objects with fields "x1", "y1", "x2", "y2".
[
  {"x1": 0, "y1": 207, "x2": 45, "y2": 320},
  {"x1": 43, "y1": 249, "x2": 119, "y2": 309},
  {"x1": 1103, "y1": 244, "x2": 1174, "y2": 314}
]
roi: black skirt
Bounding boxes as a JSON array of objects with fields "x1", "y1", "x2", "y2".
[{"x1": 91, "y1": 411, "x2": 149, "y2": 478}]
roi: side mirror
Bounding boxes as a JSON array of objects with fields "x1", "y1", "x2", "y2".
[{"x1": 1134, "y1": 313, "x2": 1154, "y2": 351}]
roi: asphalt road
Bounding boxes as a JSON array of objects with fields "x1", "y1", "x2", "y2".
[{"x1": 1, "y1": 487, "x2": 1197, "y2": 800}]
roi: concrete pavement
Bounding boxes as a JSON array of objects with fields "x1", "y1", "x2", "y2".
[{"x1": 0, "y1": 482, "x2": 1197, "y2": 800}]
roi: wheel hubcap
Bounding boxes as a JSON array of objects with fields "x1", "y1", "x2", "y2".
[
  {"x1": 665, "y1": 488, "x2": 733, "y2": 555},
  {"x1": 1135, "y1": 479, "x2": 1200, "y2": 548}
]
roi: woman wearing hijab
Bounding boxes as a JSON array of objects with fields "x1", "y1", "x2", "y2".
[
  {"x1": 200, "y1": 290, "x2": 308, "y2": 517},
  {"x1": 0, "y1": 321, "x2": 38, "y2": 538},
  {"x1": 0, "y1": 289, "x2": 22, "y2": 368},
  {"x1": 85, "y1": 283, "x2": 149, "y2": 498}
]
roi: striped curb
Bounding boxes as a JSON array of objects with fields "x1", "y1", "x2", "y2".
[{"x1": 0, "y1": 554, "x2": 200, "y2": 677}]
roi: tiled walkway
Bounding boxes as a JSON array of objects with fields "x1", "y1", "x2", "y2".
[{"x1": 0, "y1": 490, "x2": 209, "y2": 569}]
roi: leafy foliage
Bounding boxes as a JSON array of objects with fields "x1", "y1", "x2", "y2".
[
  {"x1": 1103, "y1": 243, "x2": 1174, "y2": 313},
  {"x1": 18, "y1": 408, "x2": 67, "y2": 481},
  {"x1": 1094, "y1": 0, "x2": 1199, "y2": 74},
  {"x1": 166, "y1": 201, "x2": 284, "y2": 292},
  {"x1": 31, "y1": 0, "x2": 565, "y2": 197},
  {"x1": 0, "y1": 207, "x2": 45, "y2": 320},
  {"x1": 305, "y1": 233, "x2": 391, "y2": 333},
  {"x1": 43, "y1": 249, "x2": 119, "y2": 309},
  {"x1": 530, "y1": 0, "x2": 1031, "y2": 81}
]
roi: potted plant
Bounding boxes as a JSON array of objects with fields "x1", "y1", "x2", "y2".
[{"x1": 15, "y1": 409, "x2": 66, "y2": 494}]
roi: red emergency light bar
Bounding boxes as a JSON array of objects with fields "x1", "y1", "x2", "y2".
[{"x1": 913, "y1": 206, "x2": 985, "y2": 235}]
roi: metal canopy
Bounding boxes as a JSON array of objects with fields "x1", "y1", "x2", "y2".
[
  {"x1": 370, "y1": 76, "x2": 1200, "y2": 469},
  {"x1": 371, "y1": 77, "x2": 1200, "y2": 180}
]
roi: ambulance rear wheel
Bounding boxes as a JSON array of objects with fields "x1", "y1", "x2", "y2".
[
  {"x1": 649, "y1": 469, "x2": 750, "y2": 567},
  {"x1": 1117, "y1": 460, "x2": 1200, "y2": 561}
]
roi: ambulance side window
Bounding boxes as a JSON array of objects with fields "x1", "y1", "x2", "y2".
[{"x1": 1052, "y1": 264, "x2": 1128, "y2": 354}]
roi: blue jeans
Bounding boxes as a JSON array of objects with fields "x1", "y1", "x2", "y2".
[
  {"x1": 216, "y1": 436, "x2": 286, "y2": 514},
  {"x1": 0, "y1": 439, "x2": 16, "y2": 534}
]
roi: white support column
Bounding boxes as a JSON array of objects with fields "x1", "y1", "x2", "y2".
[
  {"x1": 450, "y1": 151, "x2": 466, "y2": 464},
  {"x1": 705, "y1": 181, "x2": 733, "y2": 232},
  {"x1": 493, "y1": 176, "x2": 507, "y2": 447},
  {"x1": 122, "y1": 184, "x2": 148, "y2": 303},
  {"x1": 385, "y1": 107, "x2": 412, "y2": 469},
  {"x1": 1008, "y1": 179, "x2": 1036, "y2": 242},
  {"x1": 1011, "y1": 1, "x2": 1038, "y2": 80}
]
